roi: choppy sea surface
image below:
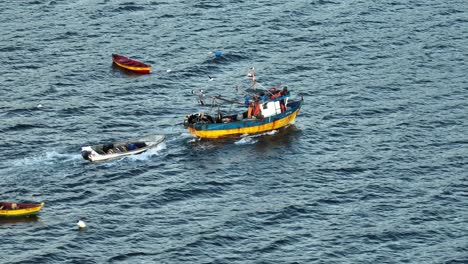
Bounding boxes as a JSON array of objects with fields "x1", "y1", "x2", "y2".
[{"x1": 1, "y1": 1, "x2": 467, "y2": 263}]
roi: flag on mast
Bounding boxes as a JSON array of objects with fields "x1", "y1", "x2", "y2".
[{"x1": 247, "y1": 67, "x2": 256, "y2": 89}]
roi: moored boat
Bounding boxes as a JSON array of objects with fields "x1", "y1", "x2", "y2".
[
  {"x1": 0, "y1": 202, "x2": 45, "y2": 217},
  {"x1": 184, "y1": 68, "x2": 303, "y2": 138},
  {"x1": 81, "y1": 135, "x2": 165, "y2": 162},
  {"x1": 112, "y1": 54, "x2": 151, "y2": 74}
]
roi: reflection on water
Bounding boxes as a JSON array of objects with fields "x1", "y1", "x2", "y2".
[
  {"x1": 255, "y1": 125, "x2": 302, "y2": 148},
  {"x1": 111, "y1": 63, "x2": 149, "y2": 78},
  {"x1": 186, "y1": 124, "x2": 302, "y2": 151},
  {"x1": 0, "y1": 215, "x2": 40, "y2": 226},
  {"x1": 183, "y1": 125, "x2": 303, "y2": 170}
]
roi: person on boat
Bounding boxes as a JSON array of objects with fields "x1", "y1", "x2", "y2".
[
  {"x1": 247, "y1": 101, "x2": 254, "y2": 118},
  {"x1": 215, "y1": 112, "x2": 223, "y2": 123},
  {"x1": 244, "y1": 95, "x2": 250, "y2": 107},
  {"x1": 269, "y1": 86, "x2": 288, "y2": 100},
  {"x1": 270, "y1": 90, "x2": 282, "y2": 100},
  {"x1": 279, "y1": 99, "x2": 286, "y2": 113},
  {"x1": 126, "y1": 143, "x2": 137, "y2": 151},
  {"x1": 115, "y1": 145, "x2": 127, "y2": 153},
  {"x1": 102, "y1": 143, "x2": 114, "y2": 154},
  {"x1": 134, "y1": 142, "x2": 147, "y2": 148},
  {"x1": 279, "y1": 87, "x2": 288, "y2": 112},
  {"x1": 252, "y1": 98, "x2": 263, "y2": 119},
  {"x1": 268, "y1": 86, "x2": 277, "y2": 94}
]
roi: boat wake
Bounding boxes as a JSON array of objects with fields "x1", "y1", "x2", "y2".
[
  {"x1": 234, "y1": 130, "x2": 280, "y2": 145},
  {"x1": 126, "y1": 142, "x2": 166, "y2": 161},
  {"x1": 263, "y1": 130, "x2": 280, "y2": 136},
  {"x1": 234, "y1": 136, "x2": 258, "y2": 145},
  {"x1": 11, "y1": 151, "x2": 81, "y2": 167}
]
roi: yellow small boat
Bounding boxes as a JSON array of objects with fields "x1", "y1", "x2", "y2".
[{"x1": 0, "y1": 202, "x2": 45, "y2": 217}]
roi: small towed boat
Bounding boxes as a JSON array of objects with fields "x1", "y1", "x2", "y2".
[
  {"x1": 81, "y1": 135, "x2": 165, "y2": 162},
  {"x1": 112, "y1": 54, "x2": 151, "y2": 74},
  {"x1": 0, "y1": 202, "x2": 45, "y2": 217},
  {"x1": 184, "y1": 68, "x2": 303, "y2": 138}
]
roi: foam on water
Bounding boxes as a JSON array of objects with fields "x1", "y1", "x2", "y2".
[
  {"x1": 234, "y1": 136, "x2": 258, "y2": 145},
  {"x1": 1, "y1": 0, "x2": 467, "y2": 263},
  {"x1": 10, "y1": 151, "x2": 81, "y2": 167},
  {"x1": 127, "y1": 142, "x2": 166, "y2": 161}
]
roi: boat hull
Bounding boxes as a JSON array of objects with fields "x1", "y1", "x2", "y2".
[
  {"x1": 112, "y1": 60, "x2": 151, "y2": 74},
  {"x1": 0, "y1": 202, "x2": 44, "y2": 217},
  {"x1": 187, "y1": 100, "x2": 302, "y2": 138},
  {"x1": 112, "y1": 54, "x2": 151, "y2": 74},
  {"x1": 87, "y1": 146, "x2": 150, "y2": 162}
]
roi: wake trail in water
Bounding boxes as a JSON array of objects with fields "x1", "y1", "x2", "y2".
[
  {"x1": 10, "y1": 151, "x2": 81, "y2": 168},
  {"x1": 127, "y1": 142, "x2": 166, "y2": 161},
  {"x1": 235, "y1": 130, "x2": 279, "y2": 145},
  {"x1": 235, "y1": 137, "x2": 258, "y2": 145}
]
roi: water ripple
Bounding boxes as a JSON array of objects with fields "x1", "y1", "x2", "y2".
[{"x1": 0, "y1": 0, "x2": 467, "y2": 263}]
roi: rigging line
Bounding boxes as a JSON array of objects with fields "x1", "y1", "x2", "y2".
[
  {"x1": 232, "y1": 66, "x2": 257, "y2": 94},
  {"x1": 212, "y1": 95, "x2": 244, "y2": 105}
]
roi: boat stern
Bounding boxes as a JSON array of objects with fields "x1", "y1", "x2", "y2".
[{"x1": 81, "y1": 146, "x2": 97, "y2": 161}]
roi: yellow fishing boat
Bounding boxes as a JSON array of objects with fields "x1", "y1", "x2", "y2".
[
  {"x1": 184, "y1": 67, "x2": 303, "y2": 138},
  {"x1": 0, "y1": 202, "x2": 45, "y2": 217}
]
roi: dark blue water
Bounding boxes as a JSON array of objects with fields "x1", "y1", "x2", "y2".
[{"x1": 1, "y1": 1, "x2": 467, "y2": 263}]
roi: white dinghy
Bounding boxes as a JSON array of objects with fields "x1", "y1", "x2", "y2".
[{"x1": 81, "y1": 135, "x2": 165, "y2": 162}]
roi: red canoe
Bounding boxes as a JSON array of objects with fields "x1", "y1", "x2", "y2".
[{"x1": 112, "y1": 54, "x2": 151, "y2": 74}]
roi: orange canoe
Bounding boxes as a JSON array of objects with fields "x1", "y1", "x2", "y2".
[
  {"x1": 112, "y1": 54, "x2": 151, "y2": 74},
  {"x1": 0, "y1": 202, "x2": 45, "y2": 217}
]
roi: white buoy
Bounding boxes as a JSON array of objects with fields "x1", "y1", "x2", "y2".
[{"x1": 77, "y1": 219, "x2": 86, "y2": 229}]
